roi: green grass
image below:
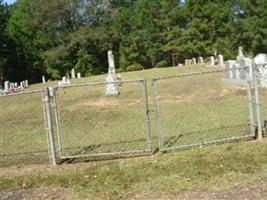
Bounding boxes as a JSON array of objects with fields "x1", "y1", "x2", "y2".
[
  {"x1": 0, "y1": 64, "x2": 266, "y2": 167},
  {"x1": 1, "y1": 139, "x2": 267, "y2": 199}
]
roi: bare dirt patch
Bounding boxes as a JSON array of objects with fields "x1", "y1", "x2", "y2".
[
  {"x1": 123, "y1": 180, "x2": 267, "y2": 200},
  {"x1": 0, "y1": 187, "x2": 75, "y2": 200},
  {"x1": 1, "y1": 181, "x2": 267, "y2": 200}
]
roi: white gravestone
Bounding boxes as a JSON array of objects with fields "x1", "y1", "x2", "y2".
[
  {"x1": 77, "y1": 73, "x2": 81, "y2": 79},
  {"x1": 192, "y1": 58, "x2": 197, "y2": 65},
  {"x1": 25, "y1": 80, "x2": 29, "y2": 88},
  {"x1": 254, "y1": 54, "x2": 267, "y2": 88},
  {"x1": 240, "y1": 58, "x2": 253, "y2": 81},
  {"x1": 198, "y1": 57, "x2": 204, "y2": 64},
  {"x1": 42, "y1": 76, "x2": 46, "y2": 83},
  {"x1": 105, "y1": 50, "x2": 119, "y2": 95},
  {"x1": 236, "y1": 46, "x2": 244, "y2": 63},
  {"x1": 4, "y1": 81, "x2": 10, "y2": 92},
  {"x1": 58, "y1": 76, "x2": 71, "y2": 86},
  {"x1": 234, "y1": 63, "x2": 240, "y2": 79},
  {"x1": 218, "y1": 54, "x2": 224, "y2": 66},
  {"x1": 210, "y1": 56, "x2": 215, "y2": 66},
  {"x1": 225, "y1": 60, "x2": 235, "y2": 79},
  {"x1": 71, "y1": 68, "x2": 76, "y2": 79}
]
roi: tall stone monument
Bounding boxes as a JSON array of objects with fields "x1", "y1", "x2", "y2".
[
  {"x1": 254, "y1": 54, "x2": 267, "y2": 88},
  {"x1": 71, "y1": 68, "x2": 76, "y2": 79},
  {"x1": 224, "y1": 47, "x2": 255, "y2": 86},
  {"x1": 105, "y1": 50, "x2": 119, "y2": 95},
  {"x1": 236, "y1": 46, "x2": 244, "y2": 63}
]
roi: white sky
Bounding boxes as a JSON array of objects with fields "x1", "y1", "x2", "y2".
[{"x1": 3, "y1": 0, "x2": 16, "y2": 4}]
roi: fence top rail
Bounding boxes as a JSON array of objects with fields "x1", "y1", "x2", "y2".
[
  {"x1": 152, "y1": 66, "x2": 249, "y2": 81},
  {"x1": 54, "y1": 79, "x2": 146, "y2": 89},
  {"x1": 0, "y1": 88, "x2": 43, "y2": 98}
]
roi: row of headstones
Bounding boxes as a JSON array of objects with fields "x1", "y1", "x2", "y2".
[
  {"x1": 224, "y1": 58, "x2": 252, "y2": 86},
  {"x1": 184, "y1": 55, "x2": 224, "y2": 66},
  {"x1": 184, "y1": 57, "x2": 204, "y2": 65},
  {"x1": 2, "y1": 80, "x2": 29, "y2": 94},
  {"x1": 210, "y1": 55, "x2": 224, "y2": 66},
  {"x1": 224, "y1": 54, "x2": 267, "y2": 88},
  {"x1": 42, "y1": 68, "x2": 82, "y2": 87}
]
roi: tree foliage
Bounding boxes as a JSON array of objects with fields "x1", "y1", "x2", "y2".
[{"x1": 0, "y1": 0, "x2": 267, "y2": 83}]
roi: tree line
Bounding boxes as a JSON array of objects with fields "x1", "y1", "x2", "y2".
[{"x1": 0, "y1": 0, "x2": 266, "y2": 83}]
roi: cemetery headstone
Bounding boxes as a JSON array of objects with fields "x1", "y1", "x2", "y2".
[
  {"x1": 58, "y1": 76, "x2": 71, "y2": 86},
  {"x1": 71, "y1": 68, "x2": 76, "y2": 79},
  {"x1": 192, "y1": 58, "x2": 197, "y2": 65},
  {"x1": 224, "y1": 47, "x2": 254, "y2": 86},
  {"x1": 236, "y1": 46, "x2": 245, "y2": 63},
  {"x1": 105, "y1": 50, "x2": 119, "y2": 95},
  {"x1": 25, "y1": 80, "x2": 29, "y2": 88},
  {"x1": 240, "y1": 57, "x2": 253, "y2": 81},
  {"x1": 210, "y1": 56, "x2": 215, "y2": 66},
  {"x1": 218, "y1": 54, "x2": 224, "y2": 66},
  {"x1": 77, "y1": 72, "x2": 81, "y2": 79},
  {"x1": 198, "y1": 57, "x2": 204, "y2": 64},
  {"x1": 42, "y1": 76, "x2": 46, "y2": 83},
  {"x1": 4, "y1": 81, "x2": 10, "y2": 92},
  {"x1": 254, "y1": 54, "x2": 267, "y2": 88}
]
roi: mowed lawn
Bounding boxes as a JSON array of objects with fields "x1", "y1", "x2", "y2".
[
  {"x1": 0, "y1": 64, "x2": 266, "y2": 167},
  {"x1": 1, "y1": 139, "x2": 267, "y2": 199}
]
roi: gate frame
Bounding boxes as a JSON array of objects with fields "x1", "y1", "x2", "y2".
[
  {"x1": 53, "y1": 79, "x2": 153, "y2": 160},
  {"x1": 152, "y1": 68, "x2": 256, "y2": 152}
]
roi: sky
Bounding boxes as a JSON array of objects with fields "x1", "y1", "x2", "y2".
[{"x1": 3, "y1": 0, "x2": 16, "y2": 4}]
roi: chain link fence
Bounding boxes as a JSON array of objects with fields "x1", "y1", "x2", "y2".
[
  {"x1": 0, "y1": 90, "x2": 50, "y2": 167},
  {"x1": 0, "y1": 71, "x2": 265, "y2": 168},
  {"x1": 152, "y1": 69, "x2": 255, "y2": 152},
  {"x1": 53, "y1": 80, "x2": 152, "y2": 160}
]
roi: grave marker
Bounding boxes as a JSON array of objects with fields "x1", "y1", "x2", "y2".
[{"x1": 105, "y1": 50, "x2": 119, "y2": 95}]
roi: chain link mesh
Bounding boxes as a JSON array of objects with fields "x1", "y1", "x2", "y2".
[
  {"x1": 0, "y1": 91, "x2": 49, "y2": 167},
  {"x1": 261, "y1": 87, "x2": 267, "y2": 136},
  {"x1": 0, "y1": 72, "x2": 264, "y2": 167},
  {"x1": 54, "y1": 80, "x2": 151, "y2": 159},
  {"x1": 153, "y1": 70, "x2": 253, "y2": 151}
]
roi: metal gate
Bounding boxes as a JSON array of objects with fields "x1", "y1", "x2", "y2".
[
  {"x1": 53, "y1": 79, "x2": 152, "y2": 160},
  {"x1": 152, "y1": 69, "x2": 256, "y2": 152}
]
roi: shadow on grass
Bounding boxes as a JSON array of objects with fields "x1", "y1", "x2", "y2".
[
  {"x1": 59, "y1": 137, "x2": 151, "y2": 164},
  {"x1": 163, "y1": 124, "x2": 250, "y2": 148}
]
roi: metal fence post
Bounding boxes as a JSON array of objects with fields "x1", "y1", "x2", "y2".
[
  {"x1": 246, "y1": 79, "x2": 255, "y2": 137},
  {"x1": 53, "y1": 87, "x2": 64, "y2": 157},
  {"x1": 253, "y1": 62, "x2": 263, "y2": 140},
  {"x1": 43, "y1": 87, "x2": 57, "y2": 165},
  {"x1": 142, "y1": 80, "x2": 152, "y2": 152}
]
